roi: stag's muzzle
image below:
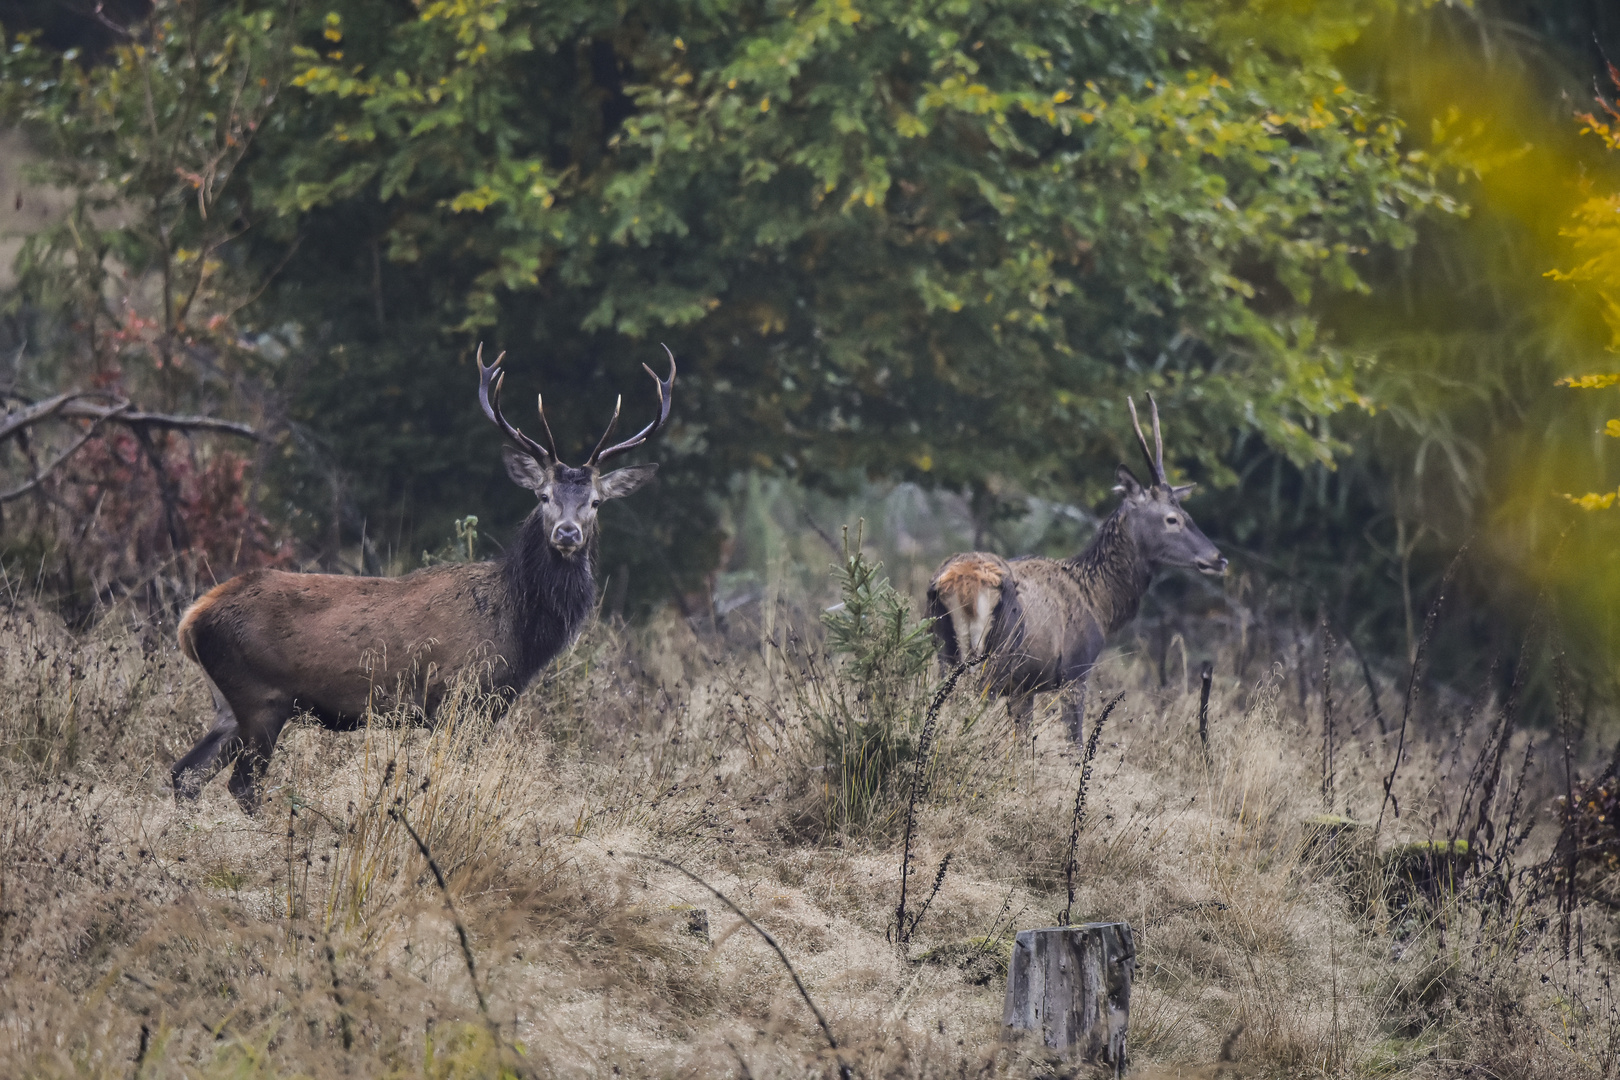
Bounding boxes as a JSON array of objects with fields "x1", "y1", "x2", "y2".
[{"x1": 552, "y1": 522, "x2": 584, "y2": 553}]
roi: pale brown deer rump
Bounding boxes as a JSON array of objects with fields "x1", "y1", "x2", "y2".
[
  {"x1": 927, "y1": 395, "x2": 1226, "y2": 743},
  {"x1": 170, "y1": 346, "x2": 675, "y2": 814},
  {"x1": 930, "y1": 553, "x2": 1010, "y2": 663}
]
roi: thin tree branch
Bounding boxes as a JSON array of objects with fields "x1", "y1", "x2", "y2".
[
  {"x1": 58, "y1": 400, "x2": 261, "y2": 439},
  {"x1": 627, "y1": 852, "x2": 852, "y2": 1080}
]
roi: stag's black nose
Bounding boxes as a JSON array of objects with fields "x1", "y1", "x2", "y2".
[
  {"x1": 552, "y1": 522, "x2": 583, "y2": 550},
  {"x1": 1197, "y1": 556, "x2": 1229, "y2": 576}
]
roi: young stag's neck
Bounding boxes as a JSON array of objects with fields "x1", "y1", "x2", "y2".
[
  {"x1": 1061, "y1": 508, "x2": 1153, "y2": 634},
  {"x1": 500, "y1": 515, "x2": 597, "y2": 685}
]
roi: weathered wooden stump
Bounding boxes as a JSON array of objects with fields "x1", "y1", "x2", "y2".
[{"x1": 1003, "y1": 922, "x2": 1135, "y2": 1075}]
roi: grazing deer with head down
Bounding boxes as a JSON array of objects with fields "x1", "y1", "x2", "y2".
[
  {"x1": 171, "y1": 346, "x2": 674, "y2": 813},
  {"x1": 927, "y1": 395, "x2": 1226, "y2": 742}
]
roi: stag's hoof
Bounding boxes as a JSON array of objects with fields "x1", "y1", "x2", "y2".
[{"x1": 171, "y1": 764, "x2": 205, "y2": 803}]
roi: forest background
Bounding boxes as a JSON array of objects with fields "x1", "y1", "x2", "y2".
[{"x1": 2, "y1": 0, "x2": 1620, "y2": 715}]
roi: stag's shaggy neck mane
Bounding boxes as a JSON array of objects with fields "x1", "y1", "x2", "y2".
[
  {"x1": 1061, "y1": 505, "x2": 1153, "y2": 634},
  {"x1": 500, "y1": 512, "x2": 597, "y2": 685}
]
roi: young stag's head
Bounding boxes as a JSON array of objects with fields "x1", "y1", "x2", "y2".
[
  {"x1": 1112, "y1": 395, "x2": 1227, "y2": 576},
  {"x1": 478, "y1": 345, "x2": 674, "y2": 559}
]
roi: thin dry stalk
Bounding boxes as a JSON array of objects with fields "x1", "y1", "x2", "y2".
[
  {"x1": 1061, "y1": 691, "x2": 1124, "y2": 926},
  {"x1": 1321, "y1": 618, "x2": 1336, "y2": 809},
  {"x1": 894, "y1": 659, "x2": 968, "y2": 944},
  {"x1": 388, "y1": 805, "x2": 518, "y2": 1074},
  {"x1": 1378, "y1": 545, "x2": 1465, "y2": 832}
]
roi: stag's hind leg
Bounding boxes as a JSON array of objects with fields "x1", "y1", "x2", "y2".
[
  {"x1": 1007, "y1": 693, "x2": 1035, "y2": 736},
  {"x1": 1060, "y1": 678, "x2": 1089, "y2": 745},
  {"x1": 172, "y1": 675, "x2": 242, "y2": 801},
  {"x1": 225, "y1": 692, "x2": 297, "y2": 815}
]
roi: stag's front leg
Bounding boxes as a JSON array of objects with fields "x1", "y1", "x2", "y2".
[
  {"x1": 1060, "y1": 678, "x2": 1089, "y2": 745},
  {"x1": 225, "y1": 696, "x2": 295, "y2": 815},
  {"x1": 1007, "y1": 693, "x2": 1035, "y2": 736}
]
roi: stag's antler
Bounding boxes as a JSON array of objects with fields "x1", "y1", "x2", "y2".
[
  {"x1": 1126, "y1": 394, "x2": 1166, "y2": 487},
  {"x1": 478, "y1": 345, "x2": 554, "y2": 464},
  {"x1": 587, "y1": 344, "x2": 677, "y2": 467}
]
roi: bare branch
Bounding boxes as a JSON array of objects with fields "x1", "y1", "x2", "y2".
[
  {"x1": 0, "y1": 393, "x2": 89, "y2": 443},
  {"x1": 0, "y1": 403, "x2": 131, "y2": 502},
  {"x1": 58, "y1": 400, "x2": 260, "y2": 440}
]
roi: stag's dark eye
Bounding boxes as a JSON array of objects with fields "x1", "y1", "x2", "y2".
[
  {"x1": 538, "y1": 494, "x2": 549, "y2": 504},
  {"x1": 591, "y1": 499, "x2": 602, "y2": 508},
  {"x1": 1165, "y1": 514, "x2": 1179, "y2": 526}
]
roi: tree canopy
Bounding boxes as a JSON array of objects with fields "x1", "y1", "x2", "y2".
[{"x1": 5, "y1": 0, "x2": 1620, "y2": 689}]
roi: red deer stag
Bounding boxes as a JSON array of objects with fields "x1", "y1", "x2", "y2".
[
  {"x1": 927, "y1": 395, "x2": 1225, "y2": 742},
  {"x1": 171, "y1": 346, "x2": 674, "y2": 813}
]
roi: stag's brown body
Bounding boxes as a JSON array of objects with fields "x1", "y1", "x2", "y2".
[
  {"x1": 180, "y1": 539, "x2": 577, "y2": 722},
  {"x1": 171, "y1": 348, "x2": 671, "y2": 813},
  {"x1": 929, "y1": 396, "x2": 1225, "y2": 741}
]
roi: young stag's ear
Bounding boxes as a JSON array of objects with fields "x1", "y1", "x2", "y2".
[
  {"x1": 503, "y1": 446, "x2": 548, "y2": 491},
  {"x1": 597, "y1": 463, "x2": 658, "y2": 500},
  {"x1": 1171, "y1": 482, "x2": 1197, "y2": 500},
  {"x1": 1113, "y1": 464, "x2": 1145, "y2": 497}
]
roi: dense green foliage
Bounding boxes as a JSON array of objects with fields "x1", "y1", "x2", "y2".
[
  {"x1": 4, "y1": 0, "x2": 1620, "y2": 700},
  {"x1": 0, "y1": 0, "x2": 1443, "y2": 583}
]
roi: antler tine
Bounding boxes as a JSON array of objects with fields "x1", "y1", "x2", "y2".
[
  {"x1": 1147, "y1": 392, "x2": 1165, "y2": 484},
  {"x1": 585, "y1": 395, "x2": 623, "y2": 466},
  {"x1": 1125, "y1": 396, "x2": 1162, "y2": 486},
  {"x1": 477, "y1": 344, "x2": 552, "y2": 464},
  {"x1": 588, "y1": 344, "x2": 677, "y2": 466},
  {"x1": 535, "y1": 394, "x2": 561, "y2": 462}
]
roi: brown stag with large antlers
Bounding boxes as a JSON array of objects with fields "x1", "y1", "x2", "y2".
[
  {"x1": 927, "y1": 394, "x2": 1226, "y2": 742},
  {"x1": 171, "y1": 346, "x2": 674, "y2": 813}
]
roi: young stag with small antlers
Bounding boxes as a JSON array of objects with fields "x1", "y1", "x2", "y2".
[
  {"x1": 927, "y1": 395, "x2": 1226, "y2": 742},
  {"x1": 171, "y1": 346, "x2": 674, "y2": 813}
]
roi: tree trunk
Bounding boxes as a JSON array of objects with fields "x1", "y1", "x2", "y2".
[{"x1": 1003, "y1": 922, "x2": 1134, "y2": 1075}]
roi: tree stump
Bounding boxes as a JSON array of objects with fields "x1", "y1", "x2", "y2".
[{"x1": 1003, "y1": 922, "x2": 1135, "y2": 1075}]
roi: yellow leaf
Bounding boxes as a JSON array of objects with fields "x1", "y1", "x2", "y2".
[
  {"x1": 1558, "y1": 373, "x2": 1620, "y2": 389},
  {"x1": 1561, "y1": 489, "x2": 1620, "y2": 510}
]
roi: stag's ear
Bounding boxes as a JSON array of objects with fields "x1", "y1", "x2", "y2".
[
  {"x1": 1114, "y1": 464, "x2": 1145, "y2": 497},
  {"x1": 1171, "y1": 482, "x2": 1197, "y2": 500},
  {"x1": 598, "y1": 463, "x2": 658, "y2": 500},
  {"x1": 503, "y1": 446, "x2": 548, "y2": 491}
]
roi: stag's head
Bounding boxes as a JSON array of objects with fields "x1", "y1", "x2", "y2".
[
  {"x1": 1113, "y1": 395, "x2": 1227, "y2": 576},
  {"x1": 479, "y1": 345, "x2": 675, "y2": 558}
]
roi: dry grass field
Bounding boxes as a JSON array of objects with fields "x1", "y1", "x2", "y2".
[{"x1": 1, "y1": 545, "x2": 1616, "y2": 1079}]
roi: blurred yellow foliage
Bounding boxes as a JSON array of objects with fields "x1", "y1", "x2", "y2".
[
  {"x1": 1554, "y1": 64, "x2": 1620, "y2": 509},
  {"x1": 1557, "y1": 373, "x2": 1620, "y2": 389},
  {"x1": 1563, "y1": 489, "x2": 1620, "y2": 511}
]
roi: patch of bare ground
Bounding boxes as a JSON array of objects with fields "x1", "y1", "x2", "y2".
[{"x1": 0, "y1": 591, "x2": 1614, "y2": 1079}]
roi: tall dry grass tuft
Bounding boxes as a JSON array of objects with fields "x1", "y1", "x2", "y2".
[{"x1": 1, "y1": 544, "x2": 1619, "y2": 1077}]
